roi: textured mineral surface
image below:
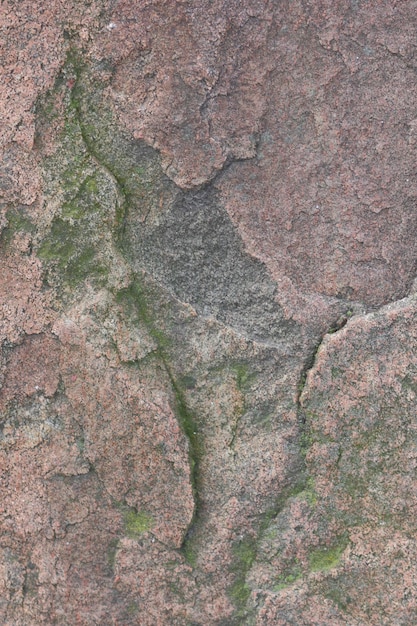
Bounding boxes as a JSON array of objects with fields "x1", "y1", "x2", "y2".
[{"x1": 1, "y1": 1, "x2": 417, "y2": 624}]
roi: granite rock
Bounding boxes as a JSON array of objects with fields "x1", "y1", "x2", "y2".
[{"x1": 1, "y1": 1, "x2": 417, "y2": 624}]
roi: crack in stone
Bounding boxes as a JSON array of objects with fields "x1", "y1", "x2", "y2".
[
  {"x1": 296, "y1": 309, "x2": 353, "y2": 415},
  {"x1": 55, "y1": 51, "x2": 201, "y2": 550}
]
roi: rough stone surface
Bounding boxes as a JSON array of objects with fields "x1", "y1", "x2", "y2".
[{"x1": 1, "y1": 1, "x2": 417, "y2": 624}]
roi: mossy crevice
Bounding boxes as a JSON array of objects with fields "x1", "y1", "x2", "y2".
[
  {"x1": 36, "y1": 49, "x2": 201, "y2": 560},
  {"x1": 229, "y1": 536, "x2": 257, "y2": 613},
  {"x1": 36, "y1": 57, "x2": 117, "y2": 292},
  {"x1": 36, "y1": 47, "x2": 166, "y2": 292},
  {"x1": 115, "y1": 279, "x2": 202, "y2": 557},
  {"x1": 66, "y1": 48, "x2": 173, "y2": 247},
  {"x1": 226, "y1": 470, "x2": 322, "y2": 618}
]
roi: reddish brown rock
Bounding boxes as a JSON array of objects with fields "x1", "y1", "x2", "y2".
[
  {"x1": 0, "y1": 244, "x2": 53, "y2": 344},
  {"x1": 2, "y1": 0, "x2": 417, "y2": 624},
  {"x1": 100, "y1": 1, "x2": 417, "y2": 318},
  {"x1": 249, "y1": 295, "x2": 417, "y2": 625},
  {"x1": 0, "y1": 334, "x2": 60, "y2": 404}
]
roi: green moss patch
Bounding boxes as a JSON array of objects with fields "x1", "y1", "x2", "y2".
[
  {"x1": 232, "y1": 363, "x2": 256, "y2": 392},
  {"x1": 1, "y1": 209, "x2": 36, "y2": 246},
  {"x1": 38, "y1": 210, "x2": 108, "y2": 288},
  {"x1": 107, "y1": 537, "x2": 119, "y2": 569},
  {"x1": 229, "y1": 537, "x2": 257, "y2": 611},
  {"x1": 273, "y1": 566, "x2": 302, "y2": 591},
  {"x1": 124, "y1": 509, "x2": 154, "y2": 538},
  {"x1": 309, "y1": 536, "x2": 349, "y2": 572}
]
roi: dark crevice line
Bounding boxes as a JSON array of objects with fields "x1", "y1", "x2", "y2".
[
  {"x1": 66, "y1": 51, "x2": 201, "y2": 557},
  {"x1": 295, "y1": 339, "x2": 322, "y2": 415},
  {"x1": 68, "y1": 59, "x2": 129, "y2": 241},
  {"x1": 227, "y1": 313, "x2": 356, "y2": 615},
  {"x1": 160, "y1": 357, "x2": 201, "y2": 555},
  {"x1": 296, "y1": 310, "x2": 351, "y2": 413}
]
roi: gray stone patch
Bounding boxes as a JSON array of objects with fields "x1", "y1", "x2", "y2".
[{"x1": 124, "y1": 184, "x2": 298, "y2": 345}]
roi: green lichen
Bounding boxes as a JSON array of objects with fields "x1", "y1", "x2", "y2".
[
  {"x1": 273, "y1": 564, "x2": 302, "y2": 591},
  {"x1": 308, "y1": 536, "x2": 349, "y2": 572},
  {"x1": 124, "y1": 509, "x2": 154, "y2": 538},
  {"x1": 1, "y1": 209, "x2": 36, "y2": 246},
  {"x1": 107, "y1": 537, "x2": 119, "y2": 569},
  {"x1": 232, "y1": 363, "x2": 256, "y2": 392},
  {"x1": 229, "y1": 537, "x2": 257, "y2": 611}
]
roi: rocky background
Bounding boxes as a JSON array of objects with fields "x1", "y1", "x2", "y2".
[{"x1": 1, "y1": 1, "x2": 417, "y2": 624}]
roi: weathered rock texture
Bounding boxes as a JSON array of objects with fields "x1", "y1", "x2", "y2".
[{"x1": 1, "y1": 1, "x2": 417, "y2": 624}]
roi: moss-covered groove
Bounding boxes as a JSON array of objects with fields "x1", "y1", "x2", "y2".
[
  {"x1": 226, "y1": 477, "x2": 317, "y2": 618},
  {"x1": 36, "y1": 55, "x2": 118, "y2": 291},
  {"x1": 115, "y1": 281, "x2": 202, "y2": 549},
  {"x1": 67, "y1": 52, "x2": 128, "y2": 242},
  {"x1": 226, "y1": 475, "x2": 351, "y2": 620},
  {"x1": 224, "y1": 314, "x2": 354, "y2": 618},
  {"x1": 54, "y1": 50, "x2": 201, "y2": 549}
]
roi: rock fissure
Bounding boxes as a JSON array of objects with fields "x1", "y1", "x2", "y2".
[
  {"x1": 296, "y1": 308, "x2": 355, "y2": 411},
  {"x1": 73, "y1": 89, "x2": 202, "y2": 552},
  {"x1": 68, "y1": 56, "x2": 128, "y2": 241}
]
